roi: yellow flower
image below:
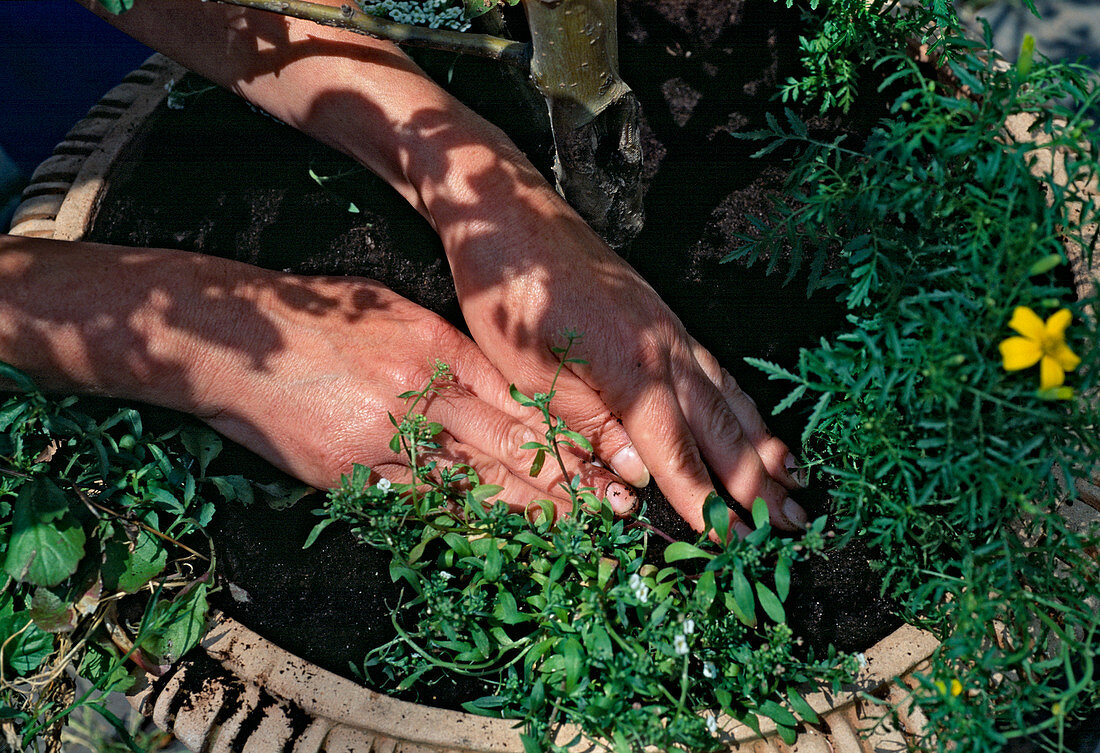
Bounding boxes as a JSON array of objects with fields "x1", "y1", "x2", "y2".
[{"x1": 999, "y1": 307, "x2": 1081, "y2": 390}]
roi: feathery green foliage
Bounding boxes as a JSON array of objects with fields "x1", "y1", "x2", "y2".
[{"x1": 740, "y1": 5, "x2": 1100, "y2": 750}]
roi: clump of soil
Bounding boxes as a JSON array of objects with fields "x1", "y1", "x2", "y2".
[{"x1": 83, "y1": 0, "x2": 902, "y2": 703}]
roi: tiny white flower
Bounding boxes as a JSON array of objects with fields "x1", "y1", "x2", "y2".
[
  {"x1": 376, "y1": 477, "x2": 393, "y2": 492},
  {"x1": 855, "y1": 652, "x2": 868, "y2": 668},
  {"x1": 440, "y1": 571, "x2": 453, "y2": 580},
  {"x1": 164, "y1": 79, "x2": 175, "y2": 91},
  {"x1": 673, "y1": 633, "x2": 689, "y2": 655},
  {"x1": 706, "y1": 714, "x2": 718, "y2": 735},
  {"x1": 628, "y1": 573, "x2": 650, "y2": 603},
  {"x1": 703, "y1": 661, "x2": 717, "y2": 679},
  {"x1": 682, "y1": 618, "x2": 695, "y2": 635}
]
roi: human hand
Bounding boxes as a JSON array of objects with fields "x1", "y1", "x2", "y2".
[
  {"x1": 0, "y1": 237, "x2": 632, "y2": 515},
  {"x1": 188, "y1": 270, "x2": 636, "y2": 513},
  {"x1": 437, "y1": 175, "x2": 806, "y2": 534}
]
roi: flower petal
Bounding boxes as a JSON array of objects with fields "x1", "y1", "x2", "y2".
[
  {"x1": 1050, "y1": 343, "x2": 1081, "y2": 372},
  {"x1": 1000, "y1": 337, "x2": 1042, "y2": 371},
  {"x1": 1044, "y1": 308, "x2": 1073, "y2": 339},
  {"x1": 1040, "y1": 356, "x2": 1065, "y2": 390},
  {"x1": 1008, "y1": 306, "x2": 1046, "y2": 340}
]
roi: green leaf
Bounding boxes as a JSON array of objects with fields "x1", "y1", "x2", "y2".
[
  {"x1": 508, "y1": 385, "x2": 537, "y2": 408},
  {"x1": 0, "y1": 361, "x2": 37, "y2": 394},
  {"x1": 529, "y1": 448, "x2": 546, "y2": 477},
  {"x1": 750, "y1": 497, "x2": 770, "y2": 530},
  {"x1": 255, "y1": 479, "x2": 313, "y2": 510},
  {"x1": 303, "y1": 518, "x2": 333, "y2": 550},
  {"x1": 483, "y1": 543, "x2": 502, "y2": 582},
  {"x1": 102, "y1": 522, "x2": 167, "y2": 594},
  {"x1": 78, "y1": 641, "x2": 134, "y2": 692},
  {"x1": 755, "y1": 582, "x2": 786, "y2": 623},
  {"x1": 703, "y1": 492, "x2": 730, "y2": 545},
  {"x1": 143, "y1": 582, "x2": 209, "y2": 664},
  {"x1": 559, "y1": 430, "x2": 593, "y2": 454},
  {"x1": 730, "y1": 569, "x2": 757, "y2": 627},
  {"x1": 663, "y1": 542, "x2": 715, "y2": 563},
  {"x1": 776, "y1": 723, "x2": 797, "y2": 745},
  {"x1": 29, "y1": 588, "x2": 76, "y2": 633},
  {"x1": 562, "y1": 637, "x2": 583, "y2": 691},
  {"x1": 4, "y1": 479, "x2": 86, "y2": 587},
  {"x1": 179, "y1": 426, "x2": 222, "y2": 477},
  {"x1": 695, "y1": 570, "x2": 717, "y2": 610},
  {"x1": 759, "y1": 699, "x2": 798, "y2": 728},
  {"x1": 210, "y1": 475, "x2": 254, "y2": 506},
  {"x1": 3, "y1": 614, "x2": 53, "y2": 675},
  {"x1": 775, "y1": 555, "x2": 791, "y2": 602},
  {"x1": 787, "y1": 688, "x2": 820, "y2": 725},
  {"x1": 471, "y1": 484, "x2": 503, "y2": 504},
  {"x1": 94, "y1": 0, "x2": 136, "y2": 13}
]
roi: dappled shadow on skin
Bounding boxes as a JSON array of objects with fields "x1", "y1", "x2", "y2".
[{"x1": 58, "y1": 0, "x2": 842, "y2": 521}]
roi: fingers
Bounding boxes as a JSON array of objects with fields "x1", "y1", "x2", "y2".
[
  {"x1": 511, "y1": 362, "x2": 651, "y2": 490},
  {"x1": 689, "y1": 339, "x2": 802, "y2": 489},
  {"x1": 371, "y1": 434, "x2": 563, "y2": 515},
  {"x1": 426, "y1": 377, "x2": 638, "y2": 514},
  {"x1": 675, "y1": 367, "x2": 806, "y2": 531}
]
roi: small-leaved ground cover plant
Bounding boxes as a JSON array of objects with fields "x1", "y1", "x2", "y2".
[{"x1": 308, "y1": 345, "x2": 856, "y2": 753}]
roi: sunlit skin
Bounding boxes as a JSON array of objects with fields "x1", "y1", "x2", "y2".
[{"x1": 0, "y1": 0, "x2": 808, "y2": 536}]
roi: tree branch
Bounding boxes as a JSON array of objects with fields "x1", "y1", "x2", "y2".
[{"x1": 210, "y1": 0, "x2": 531, "y2": 70}]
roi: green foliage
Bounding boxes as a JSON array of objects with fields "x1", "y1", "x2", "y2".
[
  {"x1": 0, "y1": 365, "x2": 236, "y2": 748},
  {"x1": 732, "y1": 16, "x2": 1100, "y2": 753},
  {"x1": 771, "y1": 0, "x2": 1040, "y2": 113},
  {"x1": 312, "y1": 339, "x2": 854, "y2": 751}
]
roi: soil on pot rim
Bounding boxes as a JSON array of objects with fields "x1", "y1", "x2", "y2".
[{"x1": 82, "y1": 0, "x2": 904, "y2": 708}]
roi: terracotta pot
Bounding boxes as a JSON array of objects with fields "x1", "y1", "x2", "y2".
[{"x1": 11, "y1": 52, "x2": 1099, "y2": 753}]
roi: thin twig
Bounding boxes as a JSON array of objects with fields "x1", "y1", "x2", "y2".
[{"x1": 209, "y1": 0, "x2": 531, "y2": 70}]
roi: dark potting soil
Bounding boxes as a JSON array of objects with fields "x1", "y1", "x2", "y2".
[{"x1": 82, "y1": 0, "x2": 903, "y2": 705}]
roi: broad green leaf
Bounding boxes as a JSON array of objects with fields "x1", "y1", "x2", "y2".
[
  {"x1": 210, "y1": 475, "x2": 254, "y2": 506},
  {"x1": 750, "y1": 498, "x2": 770, "y2": 530},
  {"x1": 483, "y1": 543, "x2": 503, "y2": 582},
  {"x1": 663, "y1": 541, "x2": 715, "y2": 563},
  {"x1": 4, "y1": 614, "x2": 53, "y2": 675},
  {"x1": 695, "y1": 570, "x2": 717, "y2": 610},
  {"x1": 703, "y1": 492, "x2": 730, "y2": 544},
  {"x1": 29, "y1": 588, "x2": 75, "y2": 633},
  {"x1": 102, "y1": 523, "x2": 167, "y2": 594},
  {"x1": 788, "y1": 688, "x2": 820, "y2": 724},
  {"x1": 755, "y1": 582, "x2": 786, "y2": 623},
  {"x1": 4, "y1": 479, "x2": 86, "y2": 587},
  {"x1": 775, "y1": 555, "x2": 791, "y2": 602},
  {"x1": 255, "y1": 479, "x2": 313, "y2": 510},
  {"x1": 78, "y1": 642, "x2": 134, "y2": 692},
  {"x1": 0, "y1": 362, "x2": 37, "y2": 393},
  {"x1": 179, "y1": 426, "x2": 222, "y2": 477},
  {"x1": 730, "y1": 569, "x2": 756, "y2": 627},
  {"x1": 562, "y1": 637, "x2": 583, "y2": 691},
  {"x1": 302, "y1": 517, "x2": 333, "y2": 550},
  {"x1": 143, "y1": 582, "x2": 209, "y2": 664},
  {"x1": 759, "y1": 699, "x2": 798, "y2": 728}
]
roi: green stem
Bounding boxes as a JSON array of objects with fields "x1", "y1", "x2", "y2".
[{"x1": 209, "y1": 0, "x2": 530, "y2": 69}]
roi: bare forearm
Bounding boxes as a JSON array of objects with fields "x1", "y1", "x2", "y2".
[
  {"x1": 0, "y1": 234, "x2": 261, "y2": 410},
  {"x1": 75, "y1": 0, "x2": 538, "y2": 230}
]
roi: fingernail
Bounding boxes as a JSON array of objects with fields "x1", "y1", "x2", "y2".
[
  {"x1": 784, "y1": 453, "x2": 805, "y2": 487},
  {"x1": 605, "y1": 482, "x2": 636, "y2": 515},
  {"x1": 733, "y1": 521, "x2": 752, "y2": 540},
  {"x1": 783, "y1": 497, "x2": 808, "y2": 530},
  {"x1": 610, "y1": 445, "x2": 650, "y2": 488}
]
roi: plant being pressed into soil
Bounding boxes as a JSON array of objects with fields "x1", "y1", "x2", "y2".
[
  {"x1": 730, "y1": 6, "x2": 1100, "y2": 751},
  {"x1": 0, "y1": 362, "x2": 251, "y2": 751},
  {"x1": 309, "y1": 340, "x2": 857, "y2": 753}
]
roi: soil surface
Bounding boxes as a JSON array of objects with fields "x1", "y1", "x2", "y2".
[{"x1": 83, "y1": 0, "x2": 903, "y2": 706}]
